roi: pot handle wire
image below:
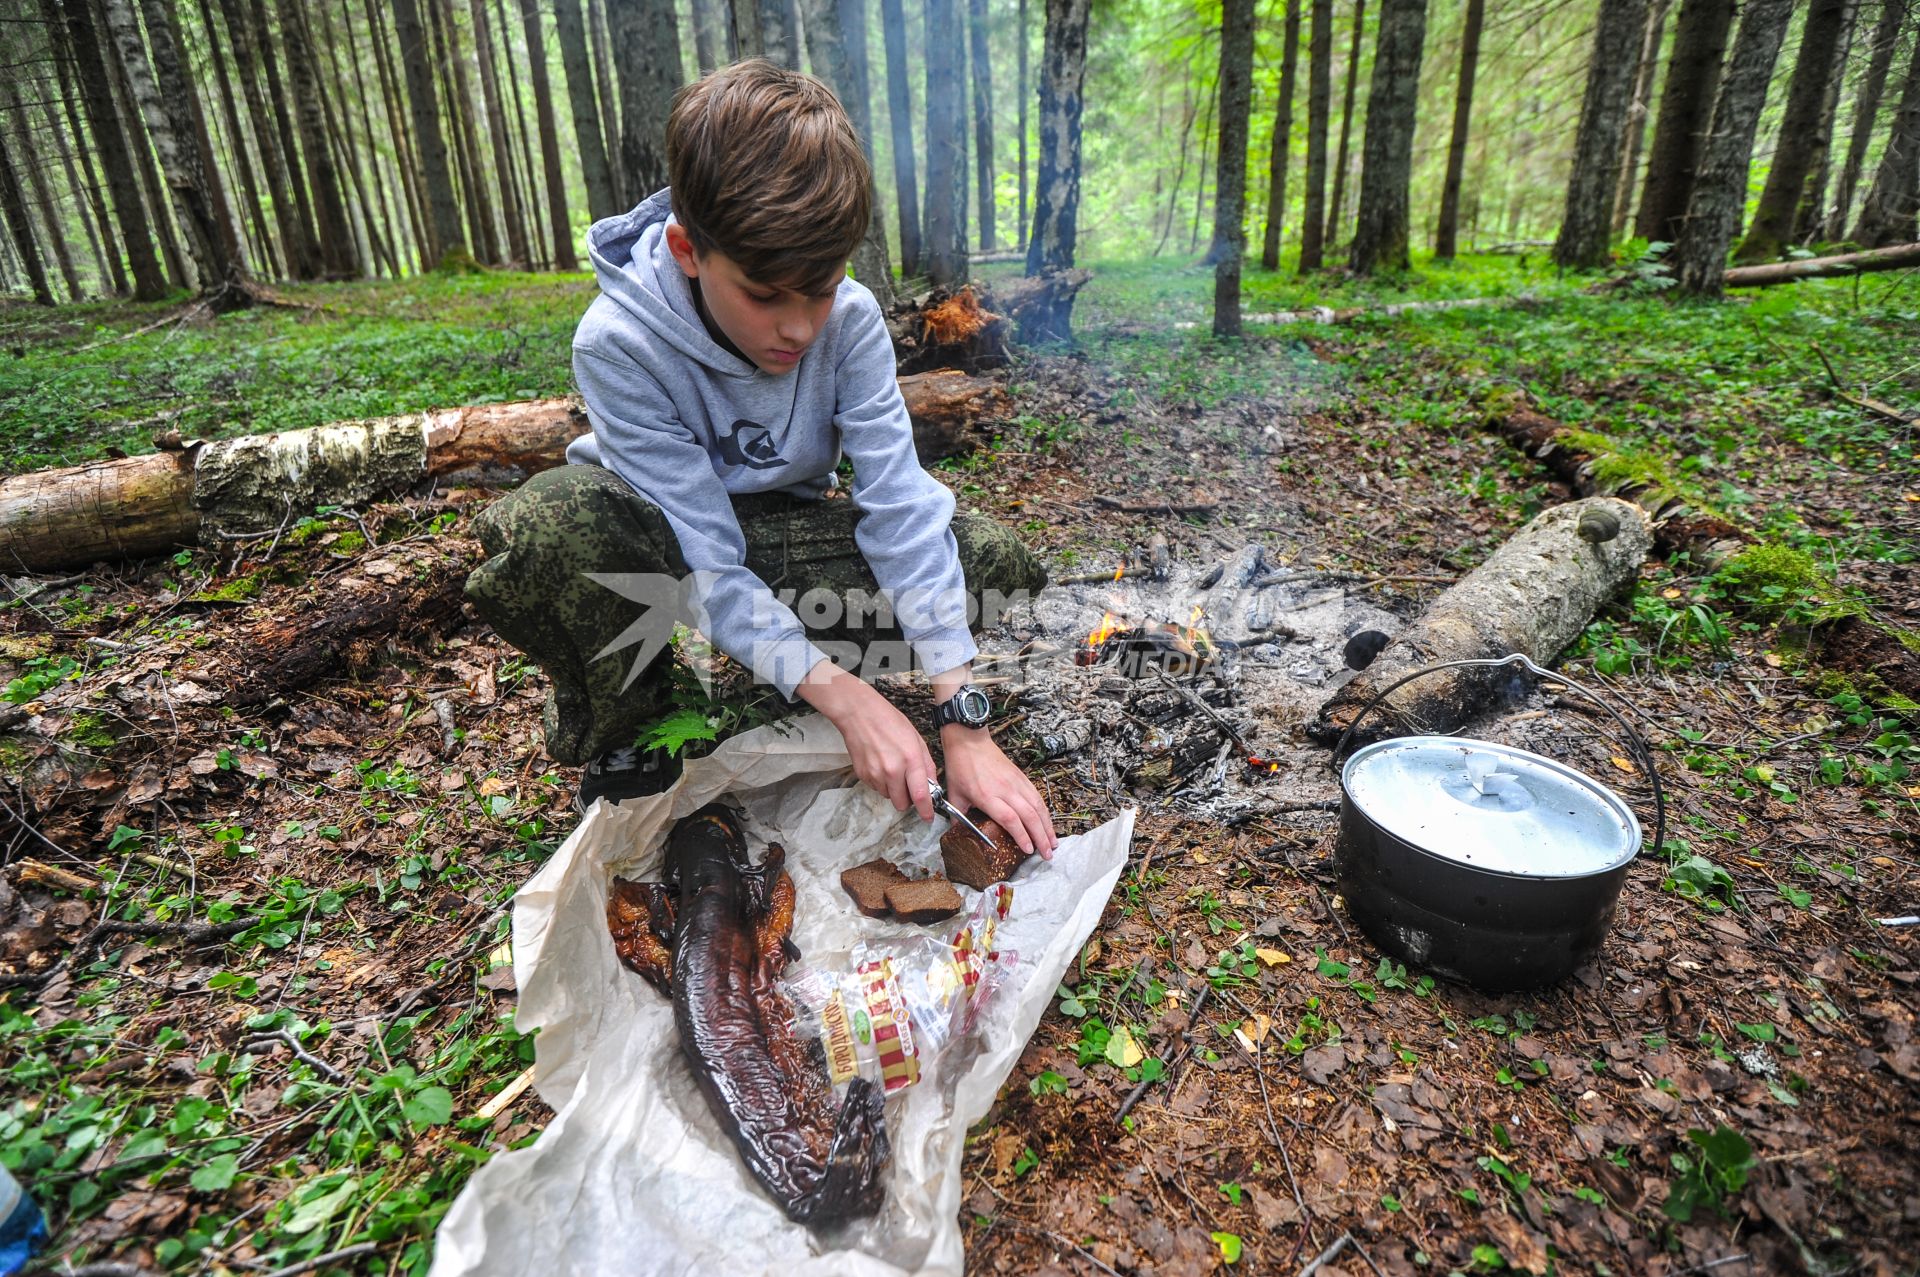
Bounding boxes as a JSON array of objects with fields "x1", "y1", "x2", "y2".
[{"x1": 1329, "y1": 653, "x2": 1666, "y2": 860}]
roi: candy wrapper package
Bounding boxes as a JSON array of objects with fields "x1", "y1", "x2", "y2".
[{"x1": 429, "y1": 716, "x2": 1132, "y2": 1277}]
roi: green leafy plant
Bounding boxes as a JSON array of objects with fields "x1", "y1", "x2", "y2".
[{"x1": 1663, "y1": 1125, "x2": 1755, "y2": 1222}]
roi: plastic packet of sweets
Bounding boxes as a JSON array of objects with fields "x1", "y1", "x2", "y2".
[{"x1": 781, "y1": 885, "x2": 1015, "y2": 1097}]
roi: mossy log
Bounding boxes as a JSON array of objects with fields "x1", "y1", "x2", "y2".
[
  {"x1": 0, "y1": 376, "x2": 1007, "y2": 572},
  {"x1": 1308, "y1": 497, "x2": 1652, "y2": 751},
  {"x1": 1486, "y1": 405, "x2": 1751, "y2": 569}
]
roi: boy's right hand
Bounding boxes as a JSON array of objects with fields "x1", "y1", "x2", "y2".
[{"x1": 797, "y1": 661, "x2": 937, "y2": 822}]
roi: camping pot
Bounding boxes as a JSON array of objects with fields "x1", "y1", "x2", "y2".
[{"x1": 1331, "y1": 654, "x2": 1665, "y2": 992}]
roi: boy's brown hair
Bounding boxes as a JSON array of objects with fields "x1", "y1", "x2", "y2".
[{"x1": 666, "y1": 59, "x2": 871, "y2": 295}]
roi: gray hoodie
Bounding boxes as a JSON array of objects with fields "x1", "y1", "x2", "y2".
[{"x1": 566, "y1": 190, "x2": 974, "y2": 698}]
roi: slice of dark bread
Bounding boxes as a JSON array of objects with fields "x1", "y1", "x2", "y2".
[
  {"x1": 884, "y1": 877, "x2": 964, "y2": 924},
  {"x1": 840, "y1": 857, "x2": 909, "y2": 918},
  {"x1": 940, "y1": 813, "x2": 1030, "y2": 889}
]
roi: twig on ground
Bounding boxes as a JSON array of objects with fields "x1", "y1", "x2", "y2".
[
  {"x1": 1091, "y1": 496, "x2": 1218, "y2": 517},
  {"x1": 1115, "y1": 981, "x2": 1212, "y2": 1124},
  {"x1": 1812, "y1": 343, "x2": 1916, "y2": 424},
  {"x1": 988, "y1": 1219, "x2": 1123, "y2": 1277},
  {"x1": 1251, "y1": 1044, "x2": 1314, "y2": 1247},
  {"x1": 1150, "y1": 667, "x2": 1252, "y2": 755},
  {"x1": 252, "y1": 1243, "x2": 382, "y2": 1277},
  {"x1": 1053, "y1": 564, "x2": 1151, "y2": 585},
  {"x1": 1297, "y1": 1232, "x2": 1353, "y2": 1277}
]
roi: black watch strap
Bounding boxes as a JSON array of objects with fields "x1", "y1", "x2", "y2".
[{"x1": 933, "y1": 685, "x2": 992, "y2": 730}]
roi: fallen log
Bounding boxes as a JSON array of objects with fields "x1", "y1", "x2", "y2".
[
  {"x1": 991, "y1": 269, "x2": 1094, "y2": 344},
  {"x1": 891, "y1": 286, "x2": 1013, "y2": 373},
  {"x1": 1307, "y1": 497, "x2": 1651, "y2": 750},
  {"x1": 1722, "y1": 241, "x2": 1920, "y2": 289},
  {"x1": 1484, "y1": 405, "x2": 1751, "y2": 570},
  {"x1": 0, "y1": 375, "x2": 1009, "y2": 572}
]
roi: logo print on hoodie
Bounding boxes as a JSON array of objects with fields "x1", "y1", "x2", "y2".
[{"x1": 714, "y1": 419, "x2": 788, "y2": 470}]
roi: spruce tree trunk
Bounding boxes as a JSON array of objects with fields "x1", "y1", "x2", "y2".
[
  {"x1": 1433, "y1": 0, "x2": 1483, "y2": 259},
  {"x1": 799, "y1": 0, "x2": 895, "y2": 305},
  {"x1": 58, "y1": 0, "x2": 166, "y2": 297},
  {"x1": 1212, "y1": 0, "x2": 1255, "y2": 338},
  {"x1": 4, "y1": 84, "x2": 83, "y2": 300},
  {"x1": 881, "y1": 0, "x2": 922, "y2": 274},
  {"x1": 554, "y1": 0, "x2": 617, "y2": 220},
  {"x1": 471, "y1": 0, "x2": 532, "y2": 266},
  {"x1": 280, "y1": 0, "x2": 360, "y2": 276},
  {"x1": 729, "y1": 0, "x2": 761, "y2": 57},
  {"x1": 1852, "y1": 33, "x2": 1920, "y2": 245},
  {"x1": 339, "y1": 0, "x2": 409, "y2": 273},
  {"x1": 1261, "y1": 0, "x2": 1300, "y2": 269},
  {"x1": 43, "y1": 0, "x2": 132, "y2": 295},
  {"x1": 246, "y1": 0, "x2": 322, "y2": 277},
  {"x1": 1671, "y1": 0, "x2": 1794, "y2": 295},
  {"x1": 498, "y1": 0, "x2": 547, "y2": 261},
  {"x1": 519, "y1": 0, "x2": 577, "y2": 269},
  {"x1": 610, "y1": 0, "x2": 681, "y2": 206},
  {"x1": 589, "y1": 0, "x2": 623, "y2": 200},
  {"x1": 692, "y1": 0, "x2": 724, "y2": 69},
  {"x1": 39, "y1": 86, "x2": 114, "y2": 294},
  {"x1": 194, "y1": 0, "x2": 278, "y2": 277},
  {"x1": 105, "y1": 0, "x2": 251, "y2": 303},
  {"x1": 1794, "y1": 0, "x2": 1861, "y2": 243},
  {"x1": 1611, "y1": 0, "x2": 1671, "y2": 236},
  {"x1": 1635, "y1": 0, "x2": 1735, "y2": 244},
  {"x1": 1827, "y1": 0, "x2": 1907, "y2": 240},
  {"x1": 1297, "y1": 0, "x2": 1332, "y2": 270},
  {"x1": 1552, "y1": 0, "x2": 1652, "y2": 270},
  {"x1": 172, "y1": 0, "x2": 248, "y2": 277},
  {"x1": 1348, "y1": 0, "x2": 1426, "y2": 276},
  {"x1": 757, "y1": 0, "x2": 798, "y2": 66},
  {"x1": 312, "y1": 0, "x2": 394, "y2": 276},
  {"x1": 391, "y1": 0, "x2": 469, "y2": 265},
  {"x1": 365, "y1": 0, "x2": 432, "y2": 270},
  {"x1": 1025, "y1": 0, "x2": 1087, "y2": 278},
  {"x1": 924, "y1": 0, "x2": 967, "y2": 285},
  {"x1": 1734, "y1": 0, "x2": 1856, "y2": 262},
  {"x1": 968, "y1": 0, "x2": 995, "y2": 252},
  {"x1": 1324, "y1": 0, "x2": 1362, "y2": 250},
  {"x1": 1016, "y1": 0, "x2": 1028, "y2": 248},
  {"x1": 427, "y1": 0, "x2": 497, "y2": 265},
  {"x1": 0, "y1": 124, "x2": 54, "y2": 304}
]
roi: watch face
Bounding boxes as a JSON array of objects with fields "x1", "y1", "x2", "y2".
[{"x1": 957, "y1": 686, "x2": 992, "y2": 726}]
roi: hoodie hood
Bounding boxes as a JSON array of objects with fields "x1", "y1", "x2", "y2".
[{"x1": 584, "y1": 188, "x2": 758, "y2": 378}]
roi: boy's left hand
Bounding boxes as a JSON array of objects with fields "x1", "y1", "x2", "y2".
[{"x1": 940, "y1": 729, "x2": 1058, "y2": 859}]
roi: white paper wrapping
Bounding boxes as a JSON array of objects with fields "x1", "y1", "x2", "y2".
[{"x1": 430, "y1": 715, "x2": 1132, "y2": 1277}]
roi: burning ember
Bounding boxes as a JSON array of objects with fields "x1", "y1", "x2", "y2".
[{"x1": 1075, "y1": 613, "x2": 1216, "y2": 678}]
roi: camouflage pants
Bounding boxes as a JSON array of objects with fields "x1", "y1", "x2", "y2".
[{"x1": 465, "y1": 464, "x2": 1048, "y2": 765}]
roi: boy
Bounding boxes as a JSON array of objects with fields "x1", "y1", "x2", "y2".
[{"x1": 465, "y1": 60, "x2": 1057, "y2": 856}]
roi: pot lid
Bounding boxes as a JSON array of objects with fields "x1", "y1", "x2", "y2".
[{"x1": 1342, "y1": 737, "x2": 1641, "y2": 878}]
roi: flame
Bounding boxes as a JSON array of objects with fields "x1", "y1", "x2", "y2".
[
  {"x1": 1086, "y1": 610, "x2": 1121, "y2": 648},
  {"x1": 1113, "y1": 563, "x2": 1125, "y2": 582},
  {"x1": 1245, "y1": 755, "x2": 1281, "y2": 774}
]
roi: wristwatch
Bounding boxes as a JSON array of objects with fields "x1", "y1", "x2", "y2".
[{"x1": 932, "y1": 684, "x2": 992, "y2": 731}]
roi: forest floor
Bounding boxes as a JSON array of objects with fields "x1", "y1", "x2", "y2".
[{"x1": 1, "y1": 252, "x2": 1916, "y2": 1277}]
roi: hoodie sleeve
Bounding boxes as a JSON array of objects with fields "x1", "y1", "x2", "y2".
[
  {"x1": 572, "y1": 348, "x2": 830, "y2": 699},
  {"x1": 833, "y1": 297, "x2": 979, "y2": 677}
]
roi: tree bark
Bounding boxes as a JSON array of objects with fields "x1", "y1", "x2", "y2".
[
  {"x1": 1852, "y1": 30, "x2": 1920, "y2": 246},
  {"x1": 498, "y1": 0, "x2": 547, "y2": 262},
  {"x1": 692, "y1": 0, "x2": 725, "y2": 69},
  {"x1": 1260, "y1": 0, "x2": 1300, "y2": 269},
  {"x1": 730, "y1": 0, "x2": 761, "y2": 56},
  {"x1": 1734, "y1": 0, "x2": 1856, "y2": 262},
  {"x1": 1433, "y1": 0, "x2": 1484, "y2": 259},
  {"x1": 1324, "y1": 0, "x2": 1363, "y2": 251},
  {"x1": 1016, "y1": 0, "x2": 1029, "y2": 251},
  {"x1": 469, "y1": 0, "x2": 530, "y2": 267},
  {"x1": 57, "y1": 0, "x2": 166, "y2": 298},
  {"x1": 429, "y1": 0, "x2": 500, "y2": 266},
  {"x1": 38, "y1": 84, "x2": 114, "y2": 296},
  {"x1": 1552, "y1": 0, "x2": 1652, "y2": 270},
  {"x1": 757, "y1": 0, "x2": 798, "y2": 65},
  {"x1": 799, "y1": 0, "x2": 895, "y2": 305},
  {"x1": 553, "y1": 0, "x2": 617, "y2": 221},
  {"x1": 339, "y1": 0, "x2": 410, "y2": 274},
  {"x1": 105, "y1": 0, "x2": 251, "y2": 303},
  {"x1": 518, "y1": 0, "x2": 577, "y2": 269},
  {"x1": 311, "y1": 0, "x2": 394, "y2": 276},
  {"x1": 1348, "y1": 0, "x2": 1426, "y2": 276},
  {"x1": 924, "y1": 0, "x2": 968, "y2": 285},
  {"x1": 1827, "y1": 0, "x2": 1908, "y2": 240},
  {"x1": 610, "y1": 0, "x2": 681, "y2": 207},
  {"x1": 0, "y1": 121, "x2": 54, "y2": 304},
  {"x1": 280, "y1": 0, "x2": 361, "y2": 276},
  {"x1": 193, "y1": 0, "x2": 278, "y2": 278},
  {"x1": 1023, "y1": 0, "x2": 1088, "y2": 317},
  {"x1": 1297, "y1": 0, "x2": 1332, "y2": 269},
  {"x1": 42, "y1": 0, "x2": 131, "y2": 295},
  {"x1": 1611, "y1": 0, "x2": 1671, "y2": 236},
  {"x1": 364, "y1": 0, "x2": 432, "y2": 271},
  {"x1": 589, "y1": 0, "x2": 624, "y2": 200},
  {"x1": 4, "y1": 85, "x2": 83, "y2": 300},
  {"x1": 881, "y1": 0, "x2": 922, "y2": 274},
  {"x1": 1212, "y1": 0, "x2": 1255, "y2": 337},
  {"x1": 1634, "y1": 0, "x2": 1735, "y2": 245},
  {"x1": 245, "y1": 0, "x2": 322, "y2": 277},
  {"x1": 1793, "y1": 0, "x2": 1861, "y2": 242},
  {"x1": 1671, "y1": 0, "x2": 1794, "y2": 295},
  {"x1": 390, "y1": 0, "x2": 469, "y2": 265},
  {"x1": 968, "y1": 0, "x2": 995, "y2": 252},
  {"x1": 1308, "y1": 498, "x2": 1652, "y2": 749}
]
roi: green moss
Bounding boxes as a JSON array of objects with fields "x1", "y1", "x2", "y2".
[
  {"x1": 188, "y1": 568, "x2": 269, "y2": 604},
  {"x1": 64, "y1": 712, "x2": 117, "y2": 750},
  {"x1": 330, "y1": 530, "x2": 368, "y2": 555}
]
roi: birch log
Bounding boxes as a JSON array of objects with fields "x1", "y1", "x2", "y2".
[{"x1": 1309, "y1": 497, "x2": 1651, "y2": 750}]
